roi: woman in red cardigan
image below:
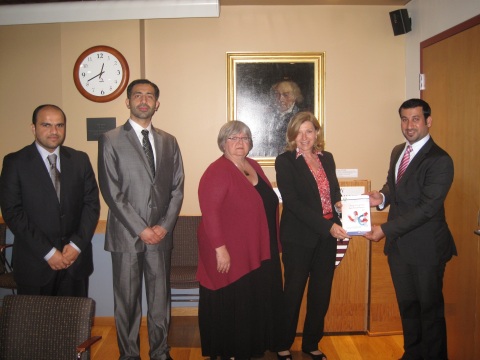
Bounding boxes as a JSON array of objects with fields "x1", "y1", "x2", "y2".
[{"x1": 197, "y1": 121, "x2": 283, "y2": 360}]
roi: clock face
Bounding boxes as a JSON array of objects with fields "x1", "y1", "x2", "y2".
[{"x1": 73, "y1": 46, "x2": 129, "y2": 102}]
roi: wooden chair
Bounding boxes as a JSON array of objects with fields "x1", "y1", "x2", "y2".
[
  {"x1": 0, "y1": 295, "x2": 101, "y2": 359},
  {"x1": 170, "y1": 216, "x2": 201, "y2": 302},
  {"x1": 0, "y1": 223, "x2": 16, "y2": 294}
]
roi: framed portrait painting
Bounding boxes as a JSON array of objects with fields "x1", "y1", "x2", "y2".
[{"x1": 227, "y1": 52, "x2": 325, "y2": 166}]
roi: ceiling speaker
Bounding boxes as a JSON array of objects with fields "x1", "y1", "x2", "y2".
[{"x1": 389, "y1": 9, "x2": 412, "y2": 36}]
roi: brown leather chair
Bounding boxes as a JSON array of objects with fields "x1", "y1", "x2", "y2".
[
  {"x1": 0, "y1": 295, "x2": 101, "y2": 359},
  {"x1": 0, "y1": 223, "x2": 16, "y2": 294},
  {"x1": 170, "y1": 216, "x2": 201, "y2": 302}
]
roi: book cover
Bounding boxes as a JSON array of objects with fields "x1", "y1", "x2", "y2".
[{"x1": 341, "y1": 195, "x2": 371, "y2": 236}]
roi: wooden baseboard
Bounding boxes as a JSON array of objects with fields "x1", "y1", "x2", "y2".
[{"x1": 367, "y1": 330, "x2": 403, "y2": 337}]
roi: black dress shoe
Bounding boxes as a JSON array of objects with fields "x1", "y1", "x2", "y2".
[
  {"x1": 302, "y1": 350, "x2": 327, "y2": 360},
  {"x1": 277, "y1": 352, "x2": 293, "y2": 360}
]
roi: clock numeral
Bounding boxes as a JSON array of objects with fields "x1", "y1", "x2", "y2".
[{"x1": 75, "y1": 46, "x2": 128, "y2": 101}]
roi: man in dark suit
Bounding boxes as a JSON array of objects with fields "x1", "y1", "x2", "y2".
[
  {"x1": 98, "y1": 79, "x2": 184, "y2": 360},
  {"x1": 365, "y1": 98, "x2": 456, "y2": 360},
  {"x1": 0, "y1": 104, "x2": 100, "y2": 297}
]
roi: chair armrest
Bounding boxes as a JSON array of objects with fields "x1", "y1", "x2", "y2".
[{"x1": 76, "y1": 335, "x2": 102, "y2": 359}]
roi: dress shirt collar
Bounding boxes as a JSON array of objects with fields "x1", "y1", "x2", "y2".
[
  {"x1": 128, "y1": 119, "x2": 157, "y2": 166},
  {"x1": 129, "y1": 119, "x2": 152, "y2": 135},
  {"x1": 129, "y1": 119, "x2": 154, "y2": 144},
  {"x1": 35, "y1": 142, "x2": 60, "y2": 170},
  {"x1": 407, "y1": 134, "x2": 430, "y2": 158},
  {"x1": 296, "y1": 148, "x2": 323, "y2": 159}
]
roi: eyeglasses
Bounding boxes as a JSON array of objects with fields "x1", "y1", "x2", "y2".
[{"x1": 227, "y1": 137, "x2": 250, "y2": 142}]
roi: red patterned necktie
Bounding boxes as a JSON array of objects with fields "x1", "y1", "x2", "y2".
[{"x1": 396, "y1": 145, "x2": 412, "y2": 183}]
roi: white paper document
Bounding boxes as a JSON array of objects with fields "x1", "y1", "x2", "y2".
[{"x1": 341, "y1": 195, "x2": 371, "y2": 236}]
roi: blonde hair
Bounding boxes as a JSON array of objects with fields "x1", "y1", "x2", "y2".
[{"x1": 285, "y1": 111, "x2": 324, "y2": 152}]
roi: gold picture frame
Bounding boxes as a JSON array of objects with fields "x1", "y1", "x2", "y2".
[{"x1": 227, "y1": 52, "x2": 325, "y2": 166}]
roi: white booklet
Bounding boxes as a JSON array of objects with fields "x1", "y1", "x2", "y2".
[{"x1": 341, "y1": 195, "x2": 371, "y2": 236}]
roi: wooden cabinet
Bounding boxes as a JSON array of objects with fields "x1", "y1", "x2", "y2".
[{"x1": 367, "y1": 212, "x2": 402, "y2": 335}]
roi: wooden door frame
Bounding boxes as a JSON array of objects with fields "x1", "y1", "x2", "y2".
[
  {"x1": 420, "y1": 14, "x2": 480, "y2": 70},
  {"x1": 420, "y1": 14, "x2": 480, "y2": 359}
]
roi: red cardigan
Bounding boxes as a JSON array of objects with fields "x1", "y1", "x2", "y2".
[{"x1": 197, "y1": 156, "x2": 275, "y2": 290}]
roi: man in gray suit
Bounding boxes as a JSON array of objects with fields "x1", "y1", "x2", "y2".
[{"x1": 98, "y1": 79, "x2": 184, "y2": 360}]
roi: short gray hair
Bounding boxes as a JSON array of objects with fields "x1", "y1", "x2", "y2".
[{"x1": 217, "y1": 120, "x2": 253, "y2": 152}]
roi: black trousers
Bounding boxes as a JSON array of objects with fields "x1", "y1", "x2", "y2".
[
  {"x1": 18, "y1": 269, "x2": 88, "y2": 297},
  {"x1": 388, "y1": 243, "x2": 448, "y2": 360},
  {"x1": 279, "y1": 237, "x2": 336, "y2": 352}
]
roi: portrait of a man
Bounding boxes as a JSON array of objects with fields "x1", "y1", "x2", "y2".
[
  {"x1": 260, "y1": 80, "x2": 305, "y2": 157},
  {"x1": 228, "y1": 53, "x2": 324, "y2": 163}
]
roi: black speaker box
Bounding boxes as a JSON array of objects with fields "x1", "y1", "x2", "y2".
[{"x1": 389, "y1": 9, "x2": 412, "y2": 36}]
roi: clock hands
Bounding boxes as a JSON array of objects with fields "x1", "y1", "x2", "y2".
[{"x1": 87, "y1": 63, "x2": 105, "y2": 82}]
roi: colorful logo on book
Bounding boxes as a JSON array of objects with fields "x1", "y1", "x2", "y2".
[{"x1": 347, "y1": 211, "x2": 369, "y2": 226}]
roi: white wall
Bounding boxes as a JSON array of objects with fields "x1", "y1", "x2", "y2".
[{"x1": 405, "y1": 0, "x2": 480, "y2": 97}]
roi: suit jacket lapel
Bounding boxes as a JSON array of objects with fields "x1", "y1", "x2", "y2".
[
  {"x1": 28, "y1": 143, "x2": 61, "y2": 204},
  {"x1": 123, "y1": 121, "x2": 155, "y2": 180},
  {"x1": 59, "y1": 147, "x2": 74, "y2": 204},
  {"x1": 390, "y1": 144, "x2": 404, "y2": 186},
  {"x1": 404, "y1": 138, "x2": 432, "y2": 178},
  {"x1": 293, "y1": 152, "x2": 322, "y2": 203},
  {"x1": 396, "y1": 138, "x2": 433, "y2": 185},
  {"x1": 151, "y1": 127, "x2": 163, "y2": 175}
]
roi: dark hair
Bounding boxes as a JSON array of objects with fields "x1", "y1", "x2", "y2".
[
  {"x1": 285, "y1": 111, "x2": 324, "y2": 152},
  {"x1": 127, "y1": 79, "x2": 160, "y2": 100},
  {"x1": 398, "y1": 98, "x2": 431, "y2": 120},
  {"x1": 32, "y1": 104, "x2": 66, "y2": 125}
]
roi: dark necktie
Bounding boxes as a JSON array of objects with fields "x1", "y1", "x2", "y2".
[
  {"x1": 396, "y1": 145, "x2": 412, "y2": 183},
  {"x1": 141, "y1": 129, "x2": 155, "y2": 176},
  {"x1": 47, "y1": 153, "x2": 61, "y2": 201}
]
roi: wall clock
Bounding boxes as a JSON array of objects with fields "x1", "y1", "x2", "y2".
[{"x1": 73, "y1": 45, "x2": 129, "y2": 103}]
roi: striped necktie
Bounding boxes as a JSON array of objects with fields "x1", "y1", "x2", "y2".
[
  {"x1": 141, "y1": 130, "x2": 155, "y2": 176},
  {"x1": 47, "y1": 153, "x2": 61, "y2": 201},
  {"x1": 396, "y1": 145, "x2": 412, "y2": 183}
]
